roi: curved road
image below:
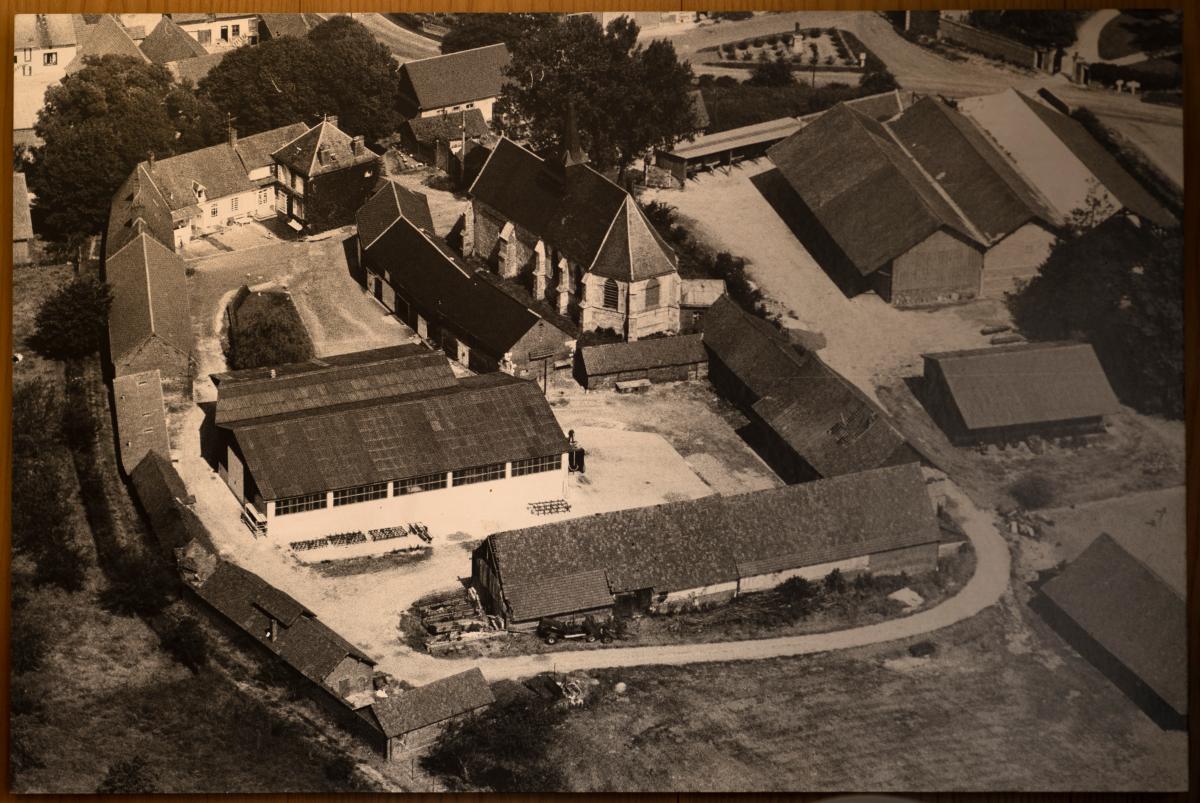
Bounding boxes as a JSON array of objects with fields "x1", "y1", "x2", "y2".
[{"x1": 397, "y1": 476, "x2": 1011, "y2": 683}]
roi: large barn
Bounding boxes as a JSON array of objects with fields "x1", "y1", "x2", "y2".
[
  {"x1": 210, "y1": 344, "x2": 569, "y2": 544},
  {"x1": 921, "y1": 341, "x2": 1121, "y2": 444},
  {"x1": 473, "y1": 463, "x2": 940, "y2": 628},
  {"x1": 701, "y1": 297, "x2": 917, "y2": 482},
  {"x1": 398, "y1": 42, "x2": 510, "y2": 120}
]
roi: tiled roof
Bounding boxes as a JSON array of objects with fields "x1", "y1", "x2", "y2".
[
  {"x1": 107, "y1": 164, "x2": 176, "y2": 255},
  {"x1": 139, "y1": 16, "x2": 207, "y2": 64},
  {"x1": 170, "y1": 12, "x2": 258, "y2": 24},
  {"x1": 581, "y1": 334, "x2": 706, "y2": 377},
  {"x1": 105, "y1": 232, "x2": 192, "y2": 369},
  {"x1": 487, "y1": 463, "x2": 938, "y2": 615},
  {"x1": 65, "y1": 14, "x2": 148, "y2": 75},
  {"x1": 139, "y1": 145, "x2": 253, "y2": 214},
  {"x1": 702, "y1": 297, "x2": 911, "y2": 478},
  {"x1": 356, "y1": 180, "x2": 436, "y2": 250},
  {"x1": 113, "y1": 370, "x2": 171, "y2": 474},
  {"x1": 213, "y1": 344, "x2": 457, "y2": 425},
  {"x1": 272, "y1": 120, "x2": 378, "y2": 178},
  {"x1": 471, "y1": 138, "x2": 676, "y2": 279},
  {"x1": 503, "y1": 569, "x2": 614, "y2": 622},
  {"x1": 400, "y1": 43, "x2": 510, "y2": 112},
  {"x1": 923, "y1": 341, "x2": 1121, "y2": 431},
  {"x1": 258, "y1": 13, "x2": 324, "y2": 39},
  {"x1": 363, "y1": 216, "x2": 568, "y2": 358},
  {"x1": 12, "y1": 173, "x2": 33, "y2": 242},
  {"x1": 768, "y1": 102, "x2": 982, "y2": 275},
  {"x1": 129, "y1": 451, "x2": 212, "y2": 554},
  {"x1": 228, "y1": 372, "x2": 567, "y2": 500},
  {"x1": 232, "y1": 123, "x2": 310, "y2": 173},
  {"x1": 688, "y1": 89, "x2": 710, "y2": 132},
  {"x1": 166, "y1": 51, "x2": 227, "y2": 85},
  {"x1": 1040, "y1": 533, "x2": 1186, "y2": 716},
  {"x1": 370, "y1": 668, "x2": 494, "y2": 738},
  {"x1": 15, "y1": 14, "x2": 78, "y2": 49},
  {"x1": 403, "y1": 108, "x2": 491, "y2": 147},
  {"x1": 888, "y1": 96, "x2": 1057, "y2": 243}
]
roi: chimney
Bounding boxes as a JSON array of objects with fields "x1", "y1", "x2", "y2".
[
  {"x1": 228, "y1": 126, "x2": 237, "y2": 147},
  {"x1": 326, "y1": 114, "x2": 338, "y2": 130},
  {"x1": 350, "y1": 135, "x2": 364, "y2": 156},
  {"x1": 561, "y1": 100, "x2": 589, "y2": 167},
  {"x1": 147, "y1": 151, "x2": 156, "y2": 171}
]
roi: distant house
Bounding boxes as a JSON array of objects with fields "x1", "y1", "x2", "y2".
[
  {"x1": 65, "y1": 14, "x2": 149, "y2": 74},
  {"x1": 768, "y1": 102, "x2": 985, "y2": 306},
  {"x1": 921, "y1": 342, "x2": 1122, "y2": 445},
  {"x1": 702, "y1": 297, "x2": 917, "y2": 483},
  {"x1": 168, "y1": 11, "x2": 259, "y2": 51},
  {"x1": 958, "y1": 89, "x2": 1176, "y2": 229},
  {"x1": 105, "y1": 231, "x2": 192, "y2": 393},
  {"x1": 113, "y1": 370, "x2": 171, "y2": 474},
  {"x1": 473, "y1": 463, "x2": 941, "y2": 628},
  {"x1": 358, "y1": 181, "x2": 578, "y2": 376},
  {"x1": 398, "y1": 108, "x2": 492, "y2": 165},
  {"x1": 398, "y1": 43, "x2": 510, "y2": 119},
  {"x1": 257, "y1": 13, "x2": 324, "y2": 40},
  {"x1": 209, "y1": 345, "x2": 569, "y2": 543},
  {"x1": 1034, "y1": 533, "x2": 1186, "y2": 730},
  {"x1": 578, "y1": 334, "x2": 708, "y2": 390},
  {"x1": 139, "y1": 16, "x2": 208, "y2": 64},
  {"x1": 12, "y1": 173, "x2": 34, "y2": 266},
  {"x1": 13, "y1": 14, "x2": 79, "y2": 133},
  {"x1": 468, "y1": 137, "x2": 681, "y2": 340},
  {"x1": 363, "y1": 668, "x2": 495, "y2": 759}
]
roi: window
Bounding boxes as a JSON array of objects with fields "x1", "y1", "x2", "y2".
[
  {"x1": 258, "y1": 188, "x2": 270, "y2": 206},
  {"x1": 210, "y1": 205, "x2": 218, "y2": 217},
  {"x1": 196, "y1": 29, "x2": 211, "y2": 44},
  {"x1": 275, "y1": 492, "x2": 327, "y2": 516},
  {"x1": 42, "y1": 51, "x2": 57, "y2": 66},
  {"x1": 23, "y1": 48, "x2": 31, "y2": 62},
  {"x1": 232, "y1": 24, "x2": 240, "y2": 36},
  {"x1": 644, "y1": 278, "x2": 660, "y2": 309},
  {"x1": 333, "y1": 482, "x2": 388, "y2": 506},
  {"x1": 603, "y1": 278, "x2": 619, "y2": 310},
  {"x1": 452, "y1": 463, "x2": 506, "y2": 486},
  {"x1": 230, "y1": 196, "x2": 239, "y2": 212},
  {"x1": 395, "y1": 472, "x2": 448, "y2": 494},
  {"x1": 220, "y1": 25, "x2": 229, "y2": 41},
  {"x1": 21, "y1": 64, "x2": 32, "y2": 77},
  {"x1": 512, "y1": 455, "x2": 561, "y2": 477},
  {"x1": 292, "y1": 174, "x2": 303, "y2": 193}
]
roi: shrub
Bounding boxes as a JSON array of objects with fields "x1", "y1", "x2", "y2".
[
  {"x1": 736, "y1": 40, "x2": 748, "y2": 50},
  {"x1": 28, "y1": 277, "x2": 113, "y2": 360},
  {"x1": 765, "y1": 35, "x2": 778, "y2": 45},
  {"x1": 1008, "y1": 473, "x2": 1057, "y2": 509},
  {"x1": 782, "y1": 33, "x2": 794, "y2": 45},
  {"x1": 824, "y1": 568, "x2": 847, "y2": 594},
  {"x1": 227, "y1": 293, "x2": 314, "y2": 370},
  {"x1": 752, "y1": 38, "x2": 763, "y2": 47},
  {"x1": 97, "y1": 756, "x2": 159, "y2": 794},
  {"x1": 162, "y1": 615, "x2": 208, "y2": 672}
]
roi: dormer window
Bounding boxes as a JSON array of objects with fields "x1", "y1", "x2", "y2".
[{"x1": 192, "y1": 181, "x2": 206, "y2": 202}]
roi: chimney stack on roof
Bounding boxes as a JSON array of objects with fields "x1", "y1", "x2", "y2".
[
  {"x1": 350, "y1": 135, "x2": 364, "y2": 156},
  {"x1": 228, "y1": 126, "x2": 238, "y2": 147},
  {"x1": 561, "y1": 100, "x2": 589, "y2": 168},
  {"x1": 325, "y1": 114, "x2": 339, "y2": 130}
]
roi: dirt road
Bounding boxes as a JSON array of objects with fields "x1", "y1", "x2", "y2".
[{"x1": 352, "y1": 12, "x2": 440, "y2": 62}]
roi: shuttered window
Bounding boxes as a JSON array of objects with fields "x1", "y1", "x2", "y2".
[{"x1": 603, "y1": 279, "x2": 619, "y2": 310}]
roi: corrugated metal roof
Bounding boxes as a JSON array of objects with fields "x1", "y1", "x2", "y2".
[{"x1": 370, "y1": 668, "x2": 494, "y2": 737}]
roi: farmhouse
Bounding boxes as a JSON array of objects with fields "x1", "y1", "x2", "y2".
[
  {"x1": 358, "y1": 182, "x2": 577, "y2": 377},
  {"x1": 168, "y1": 11, "x2": 259, "y2": 51},
  {"x1": 12, "y1": 173, "x2": 33, "y2": 266},
  {"x1": 1034, "y1": 534, "x2": 1186, "y2": 730},
  {"x1": 921, "y1": 342, "x2": 1122, "y2": 444},
  {"x1": 210, "y1": 344, "x2": 569, "y2": 542},
  {"x1": 13, "y1": 14, "x2": 78, "y2": 133},
  {"x1": 768, "y1": 102, "x2": 985, "y2": 306},
  {"x1": 105, "y1": 230, "x2": 193, "y2": 392},
  {"x1": 578, "y1": 334, "x2": 708, "y2": 390},
  {"x1": 888, "y1": 96, "x2": 1060, "y2": 295},
  {"x1": 398, "y1": 42, "x2": 510, "y2": 119},
  {"x1": 958, "y1": 89, "x2": 1176, "y2": 228},
  {"x1": 468, "y1": 137, "x2": 681, "y2": 340},
  {"x1": 473, "y1": 463, "x2": 940, "y2": 627},
  {"x1": 363, "y1": 668, "x2": 495, "y2": 759},
  {"x1": 113, "y1": 369, "x2": 171, "y2": 474},
  {"x1": 702, "y1": 297, "x2": 917, "y2": 482},
  {"x1": 272, "y1": 117, "x2": 381, "y2": 232}
]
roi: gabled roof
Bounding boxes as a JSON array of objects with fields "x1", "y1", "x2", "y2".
[
  {"x1": 363, "y1": 216, "x2": 570, "y2": 358},
  {"x1": 213, "y1": 344, "x2": 457, "y2": 425},
  {"x1": 15, "y1": 14, "x2": 79, "y2": 49},
  {"x1": 768, "y1": 102, "x2": 982, "y2": 275},
  {"x1": 227, "y1": 372, "x2": 567, "y2": 500},
  {"x1": 170, "y1": 11, "x2": 259, "y2": 24},
  {"x1": 138, "y1": 144, "x2": 253, "y2": 214},
  {"x1": 402, "y1": 109, "x2": 492, "y2": 147},
  {"x1": 1040, "y1": 533, "x2": 1186, "y2": 716},
  {"x1": 113, "y1": 370, "x2": 171, "y2": 474},
  {"x1": 356, "y1": 180, "x2": 436, "y2": 249},
  {"x1": 923, "y1": 341, "x2": 1121, "y2": 431},
  {"x1": 702, "y1": 297, "x2": 911, "y2": 478},
  {"x1": 503, "y1": 569, "x2": 614, "y2": 622},
  {"x1": 888, "y1": 96, "x2": 1057, "y2": 243},
  {"x1": 258, "y1": 13, "x2": 324, "y2": 39},
  {"x1": 471, "y1": 138, "x2": 676, "y2": 279},
  {"x1": 399, "y1": 43, "x2": 511, "y2": 112},
  {"x1": 106, "y1": 232, "x2": 192, "y2": 368},
  {"x1": 139, "y1": 16, "x2": 207, "y2": 64},
  {"x1": 130, "y1": 451, "x2": 211, "y2": 554},
  {"x1": 272, "y1": 119, "x2": 377, "y2": 178},
  {"x1": 487, "y1": 463, "x2": 938, "y2": 610},
  {"x1": 371, "y1": 669, "x2": 494, "y2": 738},
  {"x1": 12, "y1": 173, "x2": 33, "y2": 242},
  {"x1": 65, "y1": 14, "x2": 149, "y2": 75},
  {"x1": 232, "y1": 123, "x2": 309, "y2": 173},
  {"x1": 581, "y1": 334, "x2": 707, "y2": 377},
  {"x1": 167, "y1": 51, "x2": 227, "y2": 85},
  {"x1": 107, "y1": 163, "x2": 176, "y2": 254}
]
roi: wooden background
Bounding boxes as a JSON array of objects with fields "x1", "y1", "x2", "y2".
[{"x1": 1, "y1": 0, "x2": 1195, "y2": 800}]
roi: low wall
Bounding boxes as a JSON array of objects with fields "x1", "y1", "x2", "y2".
[{"x1": 937, "y1": 18, "x2": 1040, "y2": 70}]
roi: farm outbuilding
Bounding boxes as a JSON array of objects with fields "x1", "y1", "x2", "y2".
[
  {"x1": 578, "y1": 334, "x2": 708, "y2": 389},
  {"x1": 113, "y1": 369, "x2": 171, "y2": 474},
  {"x1": 473, "y1": 463, "x2": 940, "y2": 628},
  {"x1": 921, "y1": 341, "x2": 1121, "y2": 444},
  {"x1": 363, "y1": 668, "x2": 495, "y2": 759}
]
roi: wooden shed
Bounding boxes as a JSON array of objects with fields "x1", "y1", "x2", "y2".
[{"x1": 365, "y1": 669, "x2": 495, "y2": 759}]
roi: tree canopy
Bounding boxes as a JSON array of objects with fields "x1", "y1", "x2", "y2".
[
  {"x1": 440, "y1": 13, "x2": 555, "y2": 54},
  {"x1": 199, "y1": 15, "x2": 405, "y2": 143},
  {"x1": 27, "y1": 55, "x2": 223, "y2": 254},
  {"x1": 29, "y1": 277, "x2": 113, "y2": 361},
  {"x1": 966, "y1": 10, "x2": 1085, "y2": 50},
  {"x1": 495, "y1": 15, "x2": 696, "y2": 171}
]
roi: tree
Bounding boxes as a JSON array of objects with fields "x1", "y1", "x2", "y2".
[
  {"x1": 748, "y1": 53, "x2": 795, "y2": 87},
  {"x1": 965, "y1": 10, "x2": 1084, "y2": 50},
  {"x1": 27, "y1": 55, "x2": 223, "y2": 259},
  {"x1": 200, "y1": 16, "x2": 405, "y2": 143},
  {"x1": 229, "y1": 298, "x2": 315, "y2": 370},
  {"x1": 440, "y1": 13, "x2": 555, "y2": 53},
  {"x1": 496, "y1": 15, "x2": 696, "y2": 171},
  {"x1": 161, "y1": 616, "x2": 208, "y2": 672},
  {"x1": 97, "y1": 756, "x2": 160, "y2": 794},
  {"x1": 28, "y1": 277, "x2": 113, "y2": 360}
]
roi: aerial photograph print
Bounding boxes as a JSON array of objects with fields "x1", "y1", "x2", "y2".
[{"x1": 8, "y1": 6, "x2": 1189, "y2": 794}]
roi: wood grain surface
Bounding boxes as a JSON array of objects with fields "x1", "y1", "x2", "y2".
[{"x1": 1, "y1": 0, "x2": 1195, "y2": 800}]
